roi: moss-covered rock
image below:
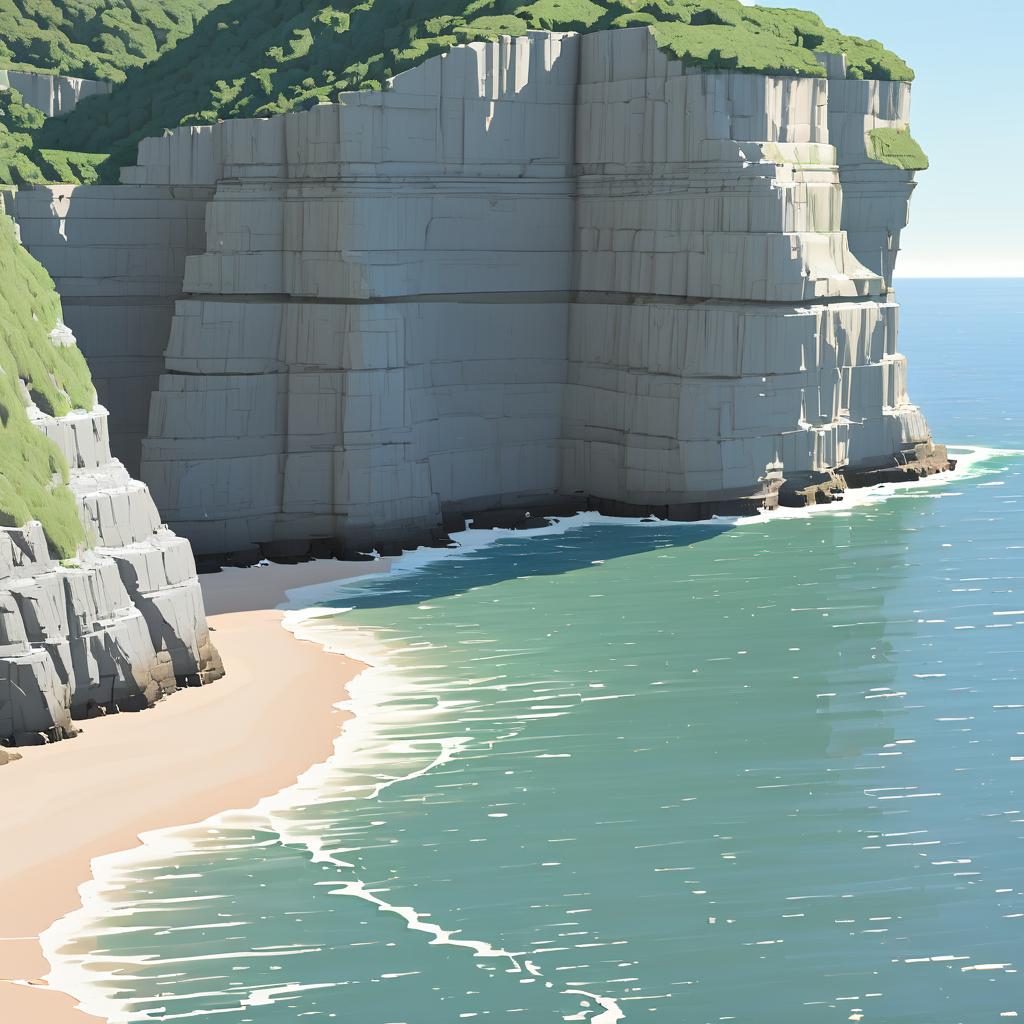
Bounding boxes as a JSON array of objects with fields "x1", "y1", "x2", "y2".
[
  {"x1": 0, "y1": 212, "x2": 94, "y2": 556},
  {"x1": 867, "y1": 126, "x2": 929, "y2": 171}
]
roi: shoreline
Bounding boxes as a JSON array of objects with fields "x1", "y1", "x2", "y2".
[
  {"x1": 0, "y1": 447, "x2": 998, "y2": 1023},
  {"x1": 0, "y1": 557, "x2": 389, "y2": 1023}
]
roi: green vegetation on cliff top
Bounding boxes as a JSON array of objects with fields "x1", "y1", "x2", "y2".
[
  {"x1": 27, "y1": 0, "x2": 912, "y2": 179},
  {"x1": 867, "y1": 126, "x2": 929, "y2": 172},
  {"x1": 0, "y1": 0, "x2": 224, "y2": 82},
  {"x1": 0, "y1": 212, "x2": 94, "y2": 556},
  {"x1": 0, "y1": 85, "x2": 111, "y2": 185}
]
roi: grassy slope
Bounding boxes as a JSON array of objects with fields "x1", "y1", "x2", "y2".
[
  {"x1": 0, "y1": 0, "x2": 225, "y2": 82},
  {"x1": 0, "y1": 212, "x2": 94, "y2": 556},
  {"x1": 35, "y1": 0, "x2": 912, "y2": 175}
]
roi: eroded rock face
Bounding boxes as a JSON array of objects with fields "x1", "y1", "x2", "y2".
[
  {"x1": 12, "y1": 184, "x2": 213, "y2": 477},
  {"x1": 0, "y1": 393, "x2": 222, "y2": 747},
  {"x1": 0, "y1": 69, "x2": 112, "y2": 118},
  {"x1": 14, "y1": 28, "x2": 948, "y2": 559}
]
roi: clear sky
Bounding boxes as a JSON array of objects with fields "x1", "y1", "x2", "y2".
[{"x1": 745, "y1": 0, "x2": 1023, "y2": 277}]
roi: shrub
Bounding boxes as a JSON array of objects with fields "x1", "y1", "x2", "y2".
[{"x1": 867, "y1": 126, "x2": 929, "y2": 171}]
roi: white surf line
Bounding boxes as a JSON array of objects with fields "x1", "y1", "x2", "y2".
[
  {"x1": 37, "y1": 443, "x2": 1018, "y2": 1021},
  {"x1": 258, "y1": 446, "x2": 1022, "y2": 1020},
  {"x1": 564, "y1": 988, "x2": 627, "y2": 1023},
  {"x1": 259, "y1": 645, "x2": 625, "y2": 1022},
  {"x1": 314, "y1": 862, "x2": 526, "y2": 964},
  {"x1": 278, "y1": 444, "x2": 1020, "y2": 614},
  {"x1": 254, "y1": 599, "x2": 625, "y2": 1020},
  {"x1": 306, "y1": 863, "x2": 626, "y2": 1024},
  {"x1": 39, "y1": 637, "x2": 611, "y2": 1020},
  {"x1": 243, "y1": 980, "x2": 339, "y2": 1008}
]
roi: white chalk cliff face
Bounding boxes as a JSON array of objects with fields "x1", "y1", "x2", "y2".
[
  {"x1": 14, "y1": 28, "x2": 948, "y2": 558},
  {"x1": 0, "y1": 343, "x2": 222, "y2": 745}
]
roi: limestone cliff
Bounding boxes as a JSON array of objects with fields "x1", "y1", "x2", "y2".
[
  {"x1": 0, "y1": 70, "x2": 111, "y2": 118},
  {"x1": 13, "y1": 28, "x2": 949, "y2": 559},
  {"x1": 0, "y1": 212, "x2": 221, "y2": 747}
]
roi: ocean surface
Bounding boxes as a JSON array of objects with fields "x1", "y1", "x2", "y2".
[{"x1": 50, "y1": 280, "x2": 1024, "y2": 1023}]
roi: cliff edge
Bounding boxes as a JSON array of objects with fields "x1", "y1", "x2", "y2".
[
  {"x1": 13, "y1": 26, "x2": 949, "y2": 560},
  {"x1": 0, "y1": 210, "x2": 222, "y2": 747}
]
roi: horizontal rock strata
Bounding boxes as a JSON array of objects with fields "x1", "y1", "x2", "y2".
[{"x1": 14, "y1": 28, "x2": 949, "y2": 558}]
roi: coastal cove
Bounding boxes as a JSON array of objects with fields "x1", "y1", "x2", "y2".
[
  {"x1": 0, "y1": 278, "x2": 1020, "y2": 1023},
  {"x1": 33, "y1": 444, "x2": 1024, "y2": 1024},
  {"x1": 1, "y1": 0, "x2": 1021, "y2": 1020}
]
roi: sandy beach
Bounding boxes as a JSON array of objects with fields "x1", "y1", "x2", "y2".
[{"x1": 0, "y1": 557, "x2": 387, "y2": 1023}]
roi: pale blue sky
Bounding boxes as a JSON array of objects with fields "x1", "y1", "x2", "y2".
[{"x1": 747, "y1": 0, "x2": 1023, "y2": 277}]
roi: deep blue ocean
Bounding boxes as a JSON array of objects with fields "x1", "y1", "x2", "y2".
[{"x1": 48, "y1": 280, "x2": 1024, "y2": 1024}]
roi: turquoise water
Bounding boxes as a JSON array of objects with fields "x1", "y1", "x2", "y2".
[{"x1": 51, "y1": 282, "x2": 1024, "y2": 1023}]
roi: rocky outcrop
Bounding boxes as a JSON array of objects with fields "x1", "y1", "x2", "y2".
[
  {"x1": 13, "y1": 28, "x2": 949, "y2": 559},
  {"x1": 0, "y1": 315, "x2": 222, "y2": 746},
  {"x1": 0, "y1": 69, "x2": 111, "y2": 118},
  {"x1": 822, "y1": 53, "x2": 918, "y2": 290}
]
